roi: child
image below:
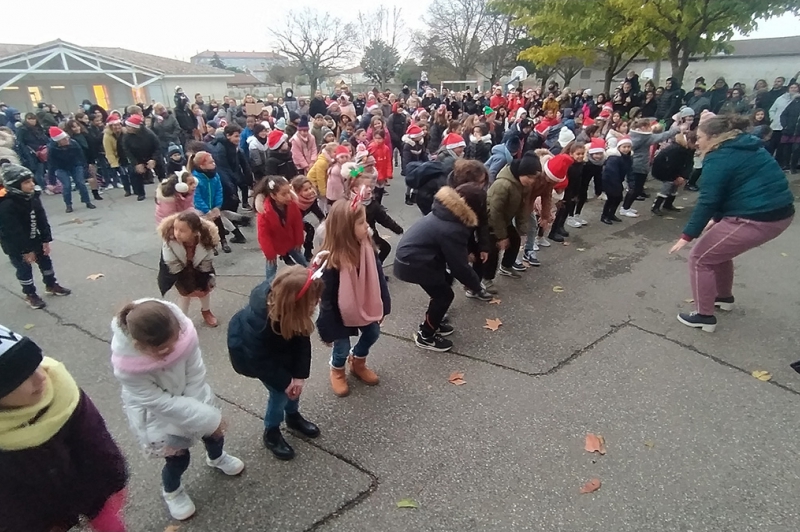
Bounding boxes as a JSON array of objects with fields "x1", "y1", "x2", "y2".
[
  {"x1": 340, "y1": 122, "x2": 354, "y2": 144},
  {"x1": 292, "y1": 176, "x2": 325, "y2": 261},
  {"x1": 651, "y1": 131, "x2": 695, "y2": 215},
  {"x1": 166, "y1": 144, "x2": 185, "y2": 174},
  {"x1": 326, "y1": 145, "x2": 352, "y2": 206},
  {"x1": 622, "y1": 118, "x2": 679, "y2": 217},
  {"x1": 601, "y1": 136, "x2": 633, "y2": 224},
  {"x1": 158, "y1": 211, "x2": 220, "y2": 327},
  {"x1": 291, "y1": 116, "x2": 318, "y2": 175},
  {"x1": 317, "y1": 197, "x2": 391, "y2": 397},
  {"x1": 307, "y1": 142, "x2": 337, "y2": 199},
  {"x1": 255, "y1": 175, "x2": 307, "y2": 285},
  {"x1": 155, "y1": 169, "x2": 197, "y2": 224},
  {"x1": 368, "y1": 130, "x2": 392, "y2": 203},
  {"x1": 264, "y1": 129, "x2": 298, "y2": 179},
  {"x1": 573, "y1": 137, "x2": 606, "y2": 224},
  {"x1": 401, "y1": 124, "x2": 428, "y2": 205},
  {"x1": 0, "y1": 324, "x2": 128, "y2": 531},
  {"x1": 394, "y1": 183, "x2": 492, "y2": 352},
  {"x1": 47, "y1": 126, "x2": 95, "y2": 212},
  {"x1": 0, "y1": 164, "x2": 71, "y2": 309},
  {"x1": 465, "y1": 124, "x2": 492, "y2": 162},
  {"x1": 111, "y1": 299, "x2": 244, "y2": 521},
  {"x1": 227, "y1": 265, "x2": 323, "y2": 461},
  {"x1": 350, "y1": 175, "x2": 404, "y2": 264}
]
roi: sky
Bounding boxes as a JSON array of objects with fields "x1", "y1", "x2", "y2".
[{"x1": 2, "y1": 1, "x2": 799, "y2": 64}]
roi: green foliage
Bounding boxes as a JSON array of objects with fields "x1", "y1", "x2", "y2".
[
  {"x1": 396, "y1": 58, "x2": 422, "y2": 86},
  {"x1": 360, "y1": 39, "x2": 401, "y2": 89},
  {"x1": 209, "y1": 53, "x2": 227, "y2": 70}
]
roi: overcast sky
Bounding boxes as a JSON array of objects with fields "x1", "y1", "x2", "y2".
[{"x1": 1, "y1": 1, "x2": 799, "y2": 63}]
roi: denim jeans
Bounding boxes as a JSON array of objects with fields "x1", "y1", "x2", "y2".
[
  {"x1": 161, "y1": 435, "x2": 224, "y2": 493},
  {"x1": 54, "y1": 166, "x2": 90, "y2": 206},
  {"x1": 30, "y1": 159, "x2": 46, "y2": 188},
  {"x1": 8, "y1": 246, "x2": 56, "y2": 295},
  {"x1": 262, "y1": 383, "x2": 299, "y2": 429},
  {"x1": 265, "y1": 249, "x2": 308, "y2": 286},
  {"x1": 524, "y1": 213, "x2": 538, "y2": 255},
  {"x1": 331, "y1": 321, "x2": 381, "y2": 369}
]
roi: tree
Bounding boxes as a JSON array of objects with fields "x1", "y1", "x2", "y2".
[
  {"x1": 396, "y1": 58, "x2": 422, "y2": 86},
  {"x1": 269, "y1": 9, "x2": 355, "y2": 92},
  {"x1": 554, "y1": 57, "x2": 586, "y2": 86},
  {"x1": 477, "y1": 11, "x2": 527, "y2": 84},
  {"x1": 266, "y1": 64, "x2": 300, "y2": 90},
  {"x1": 209, "y1": 53, "x2": 226, "y2": 70},
  {"x1": 361, "y1": 40, "x2": 401, "y2": 89},
  {"x1": 422, "y1": 0, "x2": 491, "y2": 80},
  {"x1": 356, "y1": 7, "x2": 406, "y2": 51}
]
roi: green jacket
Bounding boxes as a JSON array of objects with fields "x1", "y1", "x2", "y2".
[
  {"x1": 487, "y1": 165, "x2": 531, "y2": 239},
  {"x1": 683, "y1": 133, "x2": 794, "y2": 239}
]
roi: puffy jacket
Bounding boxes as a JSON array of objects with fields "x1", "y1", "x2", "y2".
[
  {"x1": 780, "y1": 97, "x2": 800, "y2": 137},
  {"x1": 629, "y1": 128, "x2": 678, "y2": 175},
  {"x1": 718, "y1": 98, "x2": 750, "y2": 115},
  {"x1": 152, "y1": 111, "x2": 182, "y2": 149},
  {"x1": 192, "y1": 169, "x2": 223, "y2": 214},
  {"x1": 655, "y1": 78, "x2": 685, "y2": 120},
  {"x1": 47, "y1": 139, "x2": 86, "y2": 171},
  {"x1": 401, "y1": 136, "x2": 428, "y2": 176},
  {"x1": 601, "y1": 148, "x2": 633, "y2": 196},
  {"x1": 264, "y1": 149, "x2": 298, "y2": 179},
  {"x1": 291, "y1": 132, "x2": 318, "y2": 171},
  {"x1": 405, "y1": 161, "x2": 448, "y2": 215},
  {"x1": 247, "y1": 135, "x2": 269, "y2": 179},
  {"x1": 465, "y1": 134, "x2": 492, "y2": 163},
  {"x1": 307, "y1": 151, "x2": 332, "y2": 196},
  {"x1": 327, "y1": 162, "x2": 349, "y2": 202},
  {"x1": 0, "y1": 189, "x2": 52, "y2": 256},
  {"x1": 209, "y1": 136, "x2": 250, "y2": 211},
  {"x1": 386, "y1": 112, "x2": 407, "y2": 145},
  {"x1": 256, "y1": 198, "x2": 303, "y2": 261},
  {"x1": 486, "y1": 144, "x2": 512, "y2": 183},
  {"x1": 122, "y1": 128, "x2": 160, "y2": 166},
  {"x1": 487, "y1": 165, "x2": 531, "y2": 239},
  {"x1": 102, "y1": 128, "x2": 127, "y2": 168},
  {"x1": 651, "y1": 138, "x2": 694, "y2": 182}
]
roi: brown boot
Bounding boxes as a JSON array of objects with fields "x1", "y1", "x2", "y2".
[
  {"x1": 330, "y1": 367, "x2": 350, "y2": 397},
  {"x1": 201, "y1": 309, "x2": 218, "y2": 327},
  {"x1": 348, "y1": 355, "x2": 380, "y2": 385}
]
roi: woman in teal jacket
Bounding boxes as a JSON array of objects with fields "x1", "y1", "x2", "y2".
[{"x1": 669, "y1": 114, "x2": 794, "y2": 332}]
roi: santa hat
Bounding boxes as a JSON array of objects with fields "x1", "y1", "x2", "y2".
[
  {"x1": 406, "y1": 124, "x2": 423, "y2": 139},
  {"x1": 588, "y1": 137, "x2": 606, "y2": 154},
  {"x1": 543, "y1": 153, "x2": 574, "y2": 184},
  {"x1": 616, "y1": 135, "x2": 632, "y2": 148},
  {"x1": 106, "y1": 114, "x2": 122, "y2": 125},
  {"x1": 334, "y1": 145, "x2": 350, "y2": 158},
  {"x1": 48, "y1": 126, "x2": 68, "y2": 142},
  {"x1": 125, "y1": 114, "x2": 143, "y2": 128},
  {"x1": 557, "y1": 127, "x2": 575, "y2": 148},
  {"x1": 598, "y1": 109, "x2": 611, "y2": 120},
  {"x1": 442, "y1": 132, "x2": 466, "y2": 151},
  {"x1": 267, "y1": 130, "x2": 288, "y2": 150},
  {"x1": 0, "y1": 324, "x2": 43, "y2": 399}
]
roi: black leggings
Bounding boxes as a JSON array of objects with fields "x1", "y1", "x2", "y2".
[
  {"x1": 622, "y1": 172, "x2": 647, "y2": 210},
  {"x1": 420, "y1": 282, "x2": 455, "y2": 335},
  {"x1": 484, "y1": 227, "x2": 521, "y2": 280},
  {"x1": 575, "y1": 172, "x2": 594, "y2": 215},
  {"x1": 602, "y1": 195, "x2": 623, "y2": 219},
  {"x1": 687, "y1": 168, "x2": 702, "y2": 187},
  {"x1": 373, "y1": 233, "x2": 391, "y2": 263},
  {"x1": 303, "y1": 221, "x2": 315, "y2": 260},
  {"x1": 162, "y1": 435, "x2": 224, "y2": 493}
]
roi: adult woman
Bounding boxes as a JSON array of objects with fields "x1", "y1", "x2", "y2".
[
  {"x1": 66, "y1": 119, "x2": 103, "y2": 202},
  {"x1": 15, "y1": 113, "x2": 49, "y2": 189},
  {"x1": 669, "y1": 114, "x2": 794, "y2": 332},
  {"x1": 718, "y1": 88, "x2": 750, "y2": 115}
]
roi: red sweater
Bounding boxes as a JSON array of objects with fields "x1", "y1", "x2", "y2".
[
  {"x1": 257, "y1": 198, "x2": 304, "y2": 261},
  {"x1": 368, "y1": 141, "x2": 393, "y2": 183}
]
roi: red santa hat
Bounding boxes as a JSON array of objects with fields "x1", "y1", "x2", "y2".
[
  {"x1": 617, "y1": 135, "x2": 632, "y2": 148},
  {"x1": 106, "y1": 114, "x2": 122, "y2": 125},
  {"x1": 442, "y1": 133, "x2": 466, "y2": 151},
  {"x1": 125, "y1": 114, "x2": 143, "y2": 128},
  {"x1": 267, "y1": 130, "x2": 288, "y2": 150},
  {"x1": 598, "y1": 109, "x2": 611, "y2": 120},
  {"x1": 543, "y1": 153, "x2": 574, "y2": 184},
  {"x1": 334, "y1": 145, "x2": 351, "y2": 158},
  {"x1": 48, "y1": 126, "x2": 68, "y2": 142},
  {"x1": 406, "y1": 124, "x2": 423, "y2": 139},
  {"x1": 588, "y1": 137, "x2": 606, "y2": 154}
]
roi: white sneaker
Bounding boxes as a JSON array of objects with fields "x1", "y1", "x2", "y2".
[
  {"x1": 115, "y1": 183, "x2": 124, "y2": 189},
  {"x1": 535, "y1": 236, "x2": 551, "y2": 248},
  {"x1": 206, "y1": 452, "x2": 245, "y2": 476},
  {"x1": 575, "y1": 214, "x2": 589, "y2": 225},
  {"x1": 599, "y1": 192, "x2": 607, "y2": 201},
  {"x1": 566, "y1": 217, "x2": 583, "y2": 228},
  {"x1": 619, "y1": 208, "x2": 639, "y2": 218},
  {"x1": 105, "y1": 184, "x2": 115, "y2": 190},
  {"x1": 162, "y1": 485, "x2": 196, "y2": 521},
  {"x1": 533, "y1": 241, "x2": 540, "y2": 251}
]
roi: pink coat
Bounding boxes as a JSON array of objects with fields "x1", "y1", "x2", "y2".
[
  {"x1": 291, "y1": 132, "x2": 318, "y2": 172},
  {"x1": 326, "y1": 162, "x2": 348, "y2": 202},
  {"x1": 155, "y1": 187, "x2": 196, "y2": 224}
]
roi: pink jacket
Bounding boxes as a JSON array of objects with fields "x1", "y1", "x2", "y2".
[
  {"x1": 326, "y1": 162, "x2": 348, "y2": 202},
  {"x1": 155, "y1": 187, "x2": 196, "y2": 224},
  {"x1": 291, "y1": 132, "x2": 318, "y2": 172}
]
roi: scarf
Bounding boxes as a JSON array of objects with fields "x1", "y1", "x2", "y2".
[
  {"x1": 0, "y1": 357, "x2": 80, "y2": 451},
  {"x1": 294, "y1": 191, "x2": 317, "y2": 212},
  {"x1": 337, "y1": 238, "x2": 383, "y2": 327}
]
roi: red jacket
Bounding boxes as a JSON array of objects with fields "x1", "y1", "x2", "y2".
[
  {"x1": 368, "y1": 141, "x2": 393, "y2": 183},
  {"x1": 257, "y1": 198, "x2": 304, "y2": 261},
  {"x1": 490, "y1": 94, "x2": 506, "y2": 110}
]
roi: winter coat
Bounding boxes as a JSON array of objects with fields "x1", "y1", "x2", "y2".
[
  {"x1": 629, "y1": 128, "x2": 678, "y2": 175},
  {"x1": 152, "y1": 111, "x2": 182, "y2": 150},
  {"x1": 111, "y1": 299, "x2": 220, "y2": 456},
  {"x1": 401, "y1": 136, "x2": 428, "y2": 176},
  {"x1": 257, "y1": 198, "x2": 304, "y2": 261},
  {"x1": 0, "y1": 189, "x2": 51, "y2": 257},
  {"x1": 16, "y1": 123, "x2": 48, "y2": 153},
  {"x1": 655, "y1": 79, "x2": 685, "y2": 120},
  {"x1": 486, "y1": 144, "x2": 512, "y2": 183},
  {"x1": 122, "y1": 128, "x2": 161, "y2": 166},
  {"x1": 652, "y1": 139, "x2": 694, "y2": 182},
  {"x1": 157, "y1": 232, "x2": 217, "y2": 298},
  {"x1": 769, "y1": 93, "x2": 795, "y2": 131},
  {"x1": 309, "y1": 98, "x2": 328, "y2": 118},
  {"x1": 718, "y1": 98, "x2": 750, "y2": 116},
  {"x1": 209, "y1": 137, "x2": 250, "y2": 210},
  {"x1": 682, "y1": 133, "x2": 794, "y2": 239},
  {"x1": 601, "y1": 148, "x2": 633, "y2": 196},
  {"x1": 386, "y1": 112, "x2": 407, "y2": 144},
  {"x1": 47, "y1": 138, "x2": 86, "y2": 171},
  {"x1": 36, "y1": 109, "x2": 57, "y2": 128},
  {"x1": 709, "y1": 83, "x2": 729, "y2": 113},
  {"x1": 760, "y1": 87, "x2": 788, "y2": 120},
  {"x1": 487, "y1": 165, "x2": 531, "y2": 239},
  {"x1": 307, "y1": 151, "x2": 332, "y2": 196},
  {"x1": 227, "y1": 280, "x2": 312, "y2": 387},
  {"x1": 326, "y1": 162, "x2": 349, "y2": 202},
  {"x1": 155, "y1": 186, "x2": 196, "y2": 224},
  {"x1": 405, "y1": 161, "x2": 448, "y2": 215},
  {"x1": 369, "y1": 141, "x2": 392, "y2": 184},
  {"x1": 192, "y1": 169, "x2": 223, "y2": 214},
  {"x1": 103, "y1": 128, "x2": 127, "y2": 168},
  {"x1": 780, "y1": 98, "x2": 800, "y2": 137},
  {"x1": 71, "y1": 132, "x2": 96, "y2": 165},
  {"x1": 428, "y1": 122, "x2": 447, "y2": 154},
  {"x1": 0, "y1": 128, "x2": 20, "y2": 165},
  {"x1": 247, "y1": 135, "x2": 269, "y2": 179},
  {"x1": 394, "y1": 186, "x2": 482, "y2": 292},
  {"x1": 687, "y1": 94, "x2": 711, "y2": 115},
  {"x1": 465, "y1": 134, "x2": 492, "y2": 163},
  {"x1": 264, "y1": 149, "x2": 298, "y2": 179},
  {"x1": 291, "y1": 132, "x2": 318, "y2": 171}
]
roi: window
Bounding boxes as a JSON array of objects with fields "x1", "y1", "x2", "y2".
[
  {"x1": 131, "y1": 87, "x2": 147, "y2": 105},
  {"x1": 93, "y1": 85, "x2": 109, "y2": 109},
  {"x1": 580, "y1": 69, "x2": 592, "y2": 80},
  {"x1": 27, "y1": 87, "x2": 42, "y2": 106}
]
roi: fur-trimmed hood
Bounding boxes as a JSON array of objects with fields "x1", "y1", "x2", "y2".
[{"x1": 433, "y1": 186, "x2": 478, "y2": 227}]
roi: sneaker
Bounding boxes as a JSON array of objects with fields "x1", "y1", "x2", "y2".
[
  {"x1": 25, "y1": 294, "x2": 47, "y2": 309},
  {"x1": 532, "y1": 241, "x2": 540, "y2": 251},
  {"x1": 523, "y1": 251, "x2": 541, "y2": 267},
  {"x1": 599, "y1": 192, "x2": 607, "y2": 201},
  {"x1": 43, "y1": 187, "x2": 54, "y2": 195},
  {"x1": 105, "y1": 184, "x2": 115, "y2": 190},
  {"x1": 44, "y1": 284, "x2": 71, "y2": 296},
  {"x1": 465, "y1": 288, "x2": 493, "y2": 301},
  {"x1": 206, "y1": 452, "x2": 245, "y2": 476},
  {"x1": 685, "y1": 185, "x2": 699, "y2": 192},
  {"x1": 566, "y1": 216, "x2": 583, "y2": 228},
  {"x1": 512, "y1": 260, "x2": 527, "y2": 272},
  {"x1": 162, "y1": 485, "x2": 196, "y2": 521},
  {"x1": 116, "y1": 183, "x2": 125, "y2": 189},
  {"x1": 414, "y1": 330, "x2": 453, "y2": 352},
  {"x1": 498, "y1": 266, "x2": 521, "y2": 279},
  {"x1": 437, "y1": 322, "x2": 455, "y2": 336},
  {"x1": 619, "y1": 208, "x2": 639, "y2": 218},
  {"x1": 535, "y1": 236, "x2": 551, "y2": 248},
  {"x1": 548, "y1": 232, "x2": 564, "y2": 243},
  {"x1": 715, "y1": 296, "x2": 735, "y2": 311},
  {"x1": 677, "y1": 312, "x2": 717, "y2": 333},
  {"x1": 482, "y1": 280, "x2": 499, "y2": 295}
]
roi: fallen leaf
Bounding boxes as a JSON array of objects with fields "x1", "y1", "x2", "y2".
[
  {"x1": 751, "y1": 370, "x2": 772, "y2": 382},
  {"x1": 576, "y1": 248, "x2": 586, "y2": 252},
  {"x1": 489, "y1": 298, "x2": 502, "y2": 305},
  {"x1": 563, "y1": 241, "x2": 570, "y2": 246},
  {"x1": 644, "y1": 440, "x2": 655, "y2": 449},
  {"x1": 86, "y1": 273, "x2": 105, "y2": 280},
  {"x1": 684, "y1": 298, "x2": 694, "y2": 303},
  {"x1": 23, "y1": 323, "x2": 35, "y2": 330},
  {"x1": 483, "y1": 318, "x2": 502, "y2": 331},
  {"x1": 552, "y1": 286, "x2": 565, "y2": 293},
  {"x1": 580, "y1": 478, "x2": 601, "y2": 494},
  {"x1": 448, "y1": 372, "x2": 466, "y2": 386},
  {"x1": 73, "y1": 218, "x2": 83, "y2": 224},
  {"x1": 164, "y1": 525, "x2": 181, "y2": 532},
  {"x1": 396, "y1": 498, "x2": 419, "y2": 509},
  {"x1": 781, "y1": 252, "x2": 788, "y2": 257},
  {"x1": 665, "y1": 216, "x2": 676, "y2": 220},
  {"x1": 585, "y1": 433, "x2": 607, "y2": 455}
]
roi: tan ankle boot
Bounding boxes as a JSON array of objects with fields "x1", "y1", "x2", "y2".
[
  {"x1": 348, "y1": 355, "x2": 379, "y2": 385},
  {"x1": 330, "y1": 367, "x2": 350, "y2": 397}
]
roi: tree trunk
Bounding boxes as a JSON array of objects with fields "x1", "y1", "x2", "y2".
[
  {"x1": 672, "y1": 48, "x2": 691, "y2": 86},
  {"x1": 604, "y1": 65, "x2": 614, "y2": 96},
  {"x1": 310, "y1": 76, "x2": 319, "y2": 93}
]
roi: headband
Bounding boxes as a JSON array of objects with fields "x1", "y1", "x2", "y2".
[
  {"x1": 350, "y1": 184, "x2": 368, "y2": 211},
  {"x1": 296, "y1": 251, "x2": 329, "y2": 301}
]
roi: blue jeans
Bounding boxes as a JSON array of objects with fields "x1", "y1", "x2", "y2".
[
  {"x1": 265, "y1": 249, "x2": 308, "y2": 286},
  {"x1": 263, "y1": 383, "x2": 299, "y2": 429},
  {"x1": 54, "y1": 166, "x2": 90, "y2": 206},
  {"x1": 331, "y1": 322, "x2": 381, "y2": 369},
  {"x1": 523, "y1": 212, "x2": 538, "y2": 259}
]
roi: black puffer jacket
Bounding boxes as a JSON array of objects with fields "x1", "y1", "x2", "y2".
[
  {"x1": 264, "y1": 149, "x2": 299, "y2": 179},
  {"x1": 655, "y1": 78, "x2": 685, "y2": 120},
  {"x1": 405, "y1": 160, "x2": 448, "y2": 215},
  {"x1": 0, "y1": 189, "x2": 52, "y2": 257}
]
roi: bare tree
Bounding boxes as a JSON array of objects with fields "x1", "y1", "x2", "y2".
[
  {"x1": 555, "y1": 57, "x2": 586, "y2": 87},
  {"x1": 269, "y1": 9, "x2": 355, "y2": 92},
  {"x1": 422, "y1": 0, "x2": 491, "y2": 80},
  {"x1": 477, "y1": 11, "x2": 526, "y2": 84},
  {"x1": 356, "y1": 7, "x2": 407, "y2": 52},
  {"x1": 267, "y1": 63, "x2": 301, "y2": 90}
]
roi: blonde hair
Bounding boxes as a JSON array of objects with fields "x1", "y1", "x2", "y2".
[
  {"x1": 321, "y1": 199, "x2": 365, "y2": 269},
  {"x1": 268, "y1": 266, "x2": 323, "y2": 340},
  {"x1": 323, "y1": 142, "x2": 338, "y2": 154}
]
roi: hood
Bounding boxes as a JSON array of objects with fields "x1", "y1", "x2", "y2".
[
  {"x1": 247, "y1": 280, "x2": 270, "y2": 322},
  {"x1": 605, "y1": 147, "x2": 622, "y2": 158},
  {"x1": 491, "y1": 143, "x2": 512, "y2": 164},
  {"x1": 402, "y1": 134, "x2": 424, "y2": 148},
  {"x1": 665, "y1": 77, "x2": 682, "y2": 92},
  {"x1": 4, "y1": 107, "x2": 19, "y2": 122},
  {"x1": 247, "y1": 134, "x2": 267, "y2": 152},
  {"x1": 470, "y1": 133, "x2": 492, "y2": 144},
  {"x1": 432, "y1": 186, "x2": 478, "y2": 227},
  {"x1": 284, "y1": 88, "x2": 295, "y2": 101}
]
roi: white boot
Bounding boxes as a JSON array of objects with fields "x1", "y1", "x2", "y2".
[
  {"x1": 206, "y1": 452, "x2": 245, "y2": 475},
  {"x1": 163, "y1": 484, "x2": 196, "y2": 521}
]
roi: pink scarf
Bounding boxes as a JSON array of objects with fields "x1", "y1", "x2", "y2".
[{"x1": 338, "y1": 238, "x2": 383, "y2": 327}]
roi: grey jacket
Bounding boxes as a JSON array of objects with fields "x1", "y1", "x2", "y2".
[{"x1": 629, "y1": 128, "x2": 678, "y2": 175}]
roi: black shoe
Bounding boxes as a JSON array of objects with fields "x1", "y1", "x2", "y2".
[
  {"x1": 548, "y1": 231, "x2": 565, "y2": 243},
  {"x1": 610, "y1": 215, "x2": 623, "y2": 222},
  {"x1": 237, "y1": 216, "x2": 252, "y2": 227},
  {"x1": 285, "y1": 413, "x2": 320, "y2": 438},
  {"x1": 213, "y1": 248, "x2": 219, "y2": 256},
  {"x1": 685, "y1": 185, "x2": 699, "y2": 192},
  {"x1": 636, "y1": 193, "x2": 649, "y2": 200},
  {"x1": 677, "y1": 312, "x2": 717, "y2": 333},
  {"x1": 92, "y1": 190, "x2": 103, "y2": 201},
  {"x1": 230, "y1": 230, "x2": 247, "y2": 244},
  {"x1": 136, "y1": 195, "x2": 146, "y2": 201},
  {"x1": 263, "y1": 427, "x2": 295, "y2": 460},
  {"x1": 662, "y1": 196, "x2": 682, "y2": 211},
  {"x1": 498, "y1": 266, "x2": 522, "y2": 278},
  {"x1": 65, "y1": 205, "x2": 74, "y2": 213},
  {"x1": 25, "y1": 293, "x2": 46, "y2": 309},
  {"x1": 436, "y1": 322, "x2": 455, "y2": 336},
  {"x1": 85, "y1": 202, "x2": 96, "y2": 209},
  {"x1": 124, "y1": 191, "x2": 133, "y2": 197},
  {"x1": 601, "y1": 217, "x2": 613, "y2": 225},
  {"x1": 651, "y1": 206, "x2": 663, "y2": 216},
  {"x1": 512, "y1": 260, "x2": 527, "y2": 272},
  {"x1": 221, "y1": 241, "x2": 232, "y2": 253},
  {"x1": 404, "y1": 194, "x2": 414, "y2": 206},
  {"x1": 45, "y1": 283, "x2": 71, "y2": 296},
  {"x1": 414, "y1": 330, "x2": 453, "y2": 352},
  {"x1": 556, "y1": 227, "x2": 569, "y2": 238},
  {"x1": 714, "y1": 295, "x2": 734, "y2": 311}
]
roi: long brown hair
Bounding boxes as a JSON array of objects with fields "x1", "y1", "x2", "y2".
[
  {"x1": 268, "y1": 266, "x2": 323, "y2": 339},
  {"x1": 321, "y1": 199, "x2": 365, "y2": 269},
  {"x1": 158, "y1": 210, "x2": 219, "y2": 248},
  {"x1": 117, "y1": 300, "x2": 180, "y2": 350}
]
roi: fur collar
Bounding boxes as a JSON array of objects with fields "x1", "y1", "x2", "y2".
[
  {"x1": 701, "y1": 130, "x2": 741, "y2": 156},
  {"x1": 161, "y1": 239, "x2": 215, "y2": 274},
  {"x1": 470, "y1": 134, "x2": 492, "y2": 144},
  {"x1": 434, "y1": 186, "x2": 478, "y2": 227}
]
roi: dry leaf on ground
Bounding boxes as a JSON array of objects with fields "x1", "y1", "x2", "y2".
[
  {"x1": 86, "y1": 273, "x2": 105, "y2": 280},
  {"x1": 563, "y1": 241, "x2": 570, "y2": 246},
  {"x1": 164, "y1": 525, "x2": 181, "y2": 532},
  {"x1": 23, "y1": 324, "x2": 35, "y2": 330},
  {"x1": 552, "y1": 286, "x2": 565, "y2": 293},
  {"x1": 644, "y1": 440, "x2": 655, "y2": 449},
  {"x1": 396, "y1": 498, "x2": 419, "y2": 509},
  {"x1": 665, "y1": 216, "x2": 676, "y2": 220},
  {"x1": 585, "y1": 433, "x2": 606, "y2": 455},
  {"x1": 483, "y1": 318, "x2": 502, "y2": 331},
  {"x1": 684, "y1": 298, "x2": 695, "y2": 303},
  {"x1": 72, "y1": 218, "x2": 83, "y2": 224},
  {"x1": 489, "y1": 298, "x2": 502, "y2": 305},
  {"x1": 781, "y1": 252, "x2": 788, "y2": 257},
  {"x1": 448, "y1": 372, "x2": 466, "y2": 386},
  {"x1": 751, "y1": 370, "x2": 772, "y2": 381},
  {"x1": 580, "y1": 479, "x2": 601, "y2": 494},
  {"x1": 576, "y1": 248, "x2": 586, "y2": 251}
]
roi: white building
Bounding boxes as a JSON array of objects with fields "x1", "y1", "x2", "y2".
[{"x1": 191, "y1": 51, "x2": 287, "y2": 83}]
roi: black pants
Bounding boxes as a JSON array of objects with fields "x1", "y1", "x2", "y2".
[
  {"x1": 128, "y1": 166, "x2": 146, "y2": 197},
  {"x1": 622, "y1": 172, "x2": 647, "y2": 210},
  {"x1": 373, "y1": 233, "x2": 391, "y2": 263},
  {"x1": 162, "y1": 435, "x2": 224, "y2": 493},
  {"x1": 373, "y1": 187, "x2": 386, "y2": 205},
  {"x1": 549, "y1": 205, "x2": 568, "y2": 237},
  {"x1": 239, "y1": 184, "x2": 249, "y2": 208},
  {"x1": 574, "y1": 172, "x2": 594, "y2": 215},
  {"x1": 593, "y1": 174, "x2": 603, "y2": 197},
  {"x1": 687, "y1": 168, "x2": 702, "y2": 187},
  {"x1": 776, "y1": 143, "x2": 791, "y2": 169},
  {"x1": 8, "y1": 246, "x2": 56, "y2": 295},
  {"x1": 420, "y1": 282, "x2": 455, "y2": 335},
  {"x1": 602, "y1": 195, "x2": 623, "y2": 219},
  {"x1": 303, "y1": 222, "x2": 315, "y2": 260},
  {"x1": 484, "y1": 227, "x2": 521, "y2": 280},
  {"x1": 791, "y1": 143, "x2": 800, "y2": 171},
  {"x1": 768, "y1": 131, "x2": 782, "y2": 155}
]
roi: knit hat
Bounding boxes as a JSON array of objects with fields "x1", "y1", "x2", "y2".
[
  {"x1": 0, "y1": 163, "x2": 34, "y2": 189},
  {"x1": 275, "y1": 117, "x2": 286, "y2": 131},
  {"x1": 510, "y1": 153, "x2": 542, "y2": 178},
  {"x1": 48, "y1": 127, "x2": 68, "y2": 142},
  {"x1": 484, "y1": 106, "x2": 494, "y2": 116},
  {"x1": 298, "y1": 115, "x2": 309, "y2": 130},
  {"x1": 699, "y1": 110, "x2": 716, "y2": 125},
  {"x1": 543, "y1": 153, "x2": 573, "y2": 183},
  {"x1": 583, "y1": 88, "x2": 593, "y2": 97},
  {"x1": 260, "y1": 121, "x2": 272, "y2": 130},
  {"x1": 588, "y1": 137, "x2": 606, "y2": 154},
  {"x1": 0, "y1": 324, "x2": 43, "y2": 399},
  {"x1": 125, "y1": 114, "x2": 143, "y2": 129},
  {"x1": 557, "y1": 127, "x2": 575, "y2": 148},
  {"x1": 678, "y1": 106, "x2": 695, "y2": 118},
  {"x1": 335, "y1": 145, "x2": 351, "y2": 158},
  {"x1": 106, "y1": 114, "x2": 122, "y2": 125},
  {"x1": 616, "y1": 135, "x2": 632, "y2": 147},
  {"x1": 167, "y1": 144, "x2": 182, "y2": 157},
  {"x1": 406, "y1": 124, "x2": 423, "y2": 139},
  {"x1": 321, "y1": 126, "x2": 334, "y2": 139},
  {"x1": 267, "y1": 130, "x2": 288, "y2": 150},
  {"x1": 442, "y1": 132, "x2": 466, "y2": 151}
]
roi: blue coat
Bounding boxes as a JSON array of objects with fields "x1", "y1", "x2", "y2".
[
  {"x1": 192, "y1": 169, "x2": 223, "y2": 213},
  {"x1": 47, "y1": 139, "x2": 86, "y2": 172},
  {"x1": 486, "y1": 144, "x2": 512, "y2": 183},
  {"x1": 601, "y1": 150, "x2": 632, "y2": 196}
]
